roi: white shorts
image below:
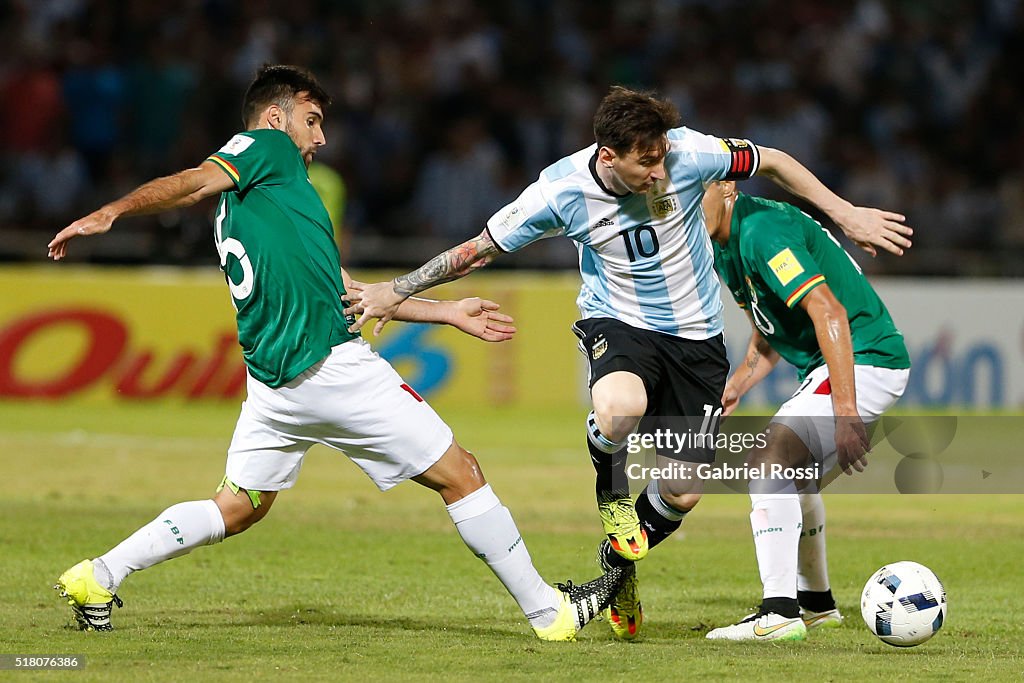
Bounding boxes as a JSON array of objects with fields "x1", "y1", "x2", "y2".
[
  {"x1": 772, "y1": 364, "x2": 910, "y2": 467},
  {"x1": 224, "y1": 338, "x2": 454, "y2": 492}
]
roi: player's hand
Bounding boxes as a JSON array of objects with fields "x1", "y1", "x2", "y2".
[
  {"x1": 48, "y1": 209, "x2": 116, "y2": 260},
  {"x1": 448, "y1": 298, "x2": 516, "y2": 342},
  {"x1": 833, "y1": 205, "x2": 912, "y2": 257},
  {"x1": 346, "y1": 278, "x2": 368, "y2": 294},
  {"x1": 348, "y1": 280, "x2": 406, "y2": 336},
  {"x1": 835, "y1": 415, "x2": 871, "y2": 475},
  {"x1": 721, "y1": 385, "x2": 741, "y2": 417},
  {"x1": 342, "y1": 279, "x2": 366, "y2": 311}
]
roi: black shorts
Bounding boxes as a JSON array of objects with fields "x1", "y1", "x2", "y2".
[{"x1": 573, "y1": 317, "x2": 729, "y2": 462}]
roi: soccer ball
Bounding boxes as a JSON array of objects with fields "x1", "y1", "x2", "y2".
[{"x1": 861, "y1": 561, "x2": 947, "y2": 647}]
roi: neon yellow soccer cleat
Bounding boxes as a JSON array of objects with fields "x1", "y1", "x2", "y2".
[
  {"x1": 598, "y1": 496, "x2": 648, "y2": 561},
  {"x1": 54, "y1": 560, "x2": 123, "y2": 631},
  {"x1": 534, "y1": 567, "x2": 626, "y2": 642},
  {"x1": 597, "y1": 540, "x2": 643, "y2": 640},
  {"x1": 605, "y1": 565, "x2": 642, "y2": 640}
]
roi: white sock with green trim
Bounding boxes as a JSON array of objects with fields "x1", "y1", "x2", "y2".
[
  {"x1": 446, "y1": 484, "x2": 561, "y2": 628},
  {"x1": 797, "y1": 492, "x2": 830, "y2": 592},
  {"x1": 96, "y1": 500, "x2": 226, "y2": 592},
  {"x1": 749, "y1": 491, "x2": 802, "y2": 601}
]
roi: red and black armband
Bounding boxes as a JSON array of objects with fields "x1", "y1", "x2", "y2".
[{"x1": 721, "y1": 138, "x2": 760, "y2": 180}]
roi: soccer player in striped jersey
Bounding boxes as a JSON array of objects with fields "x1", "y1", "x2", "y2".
[
  {"x1": 352, "y1": 86, "x2": 912, "y2": 640},
  {"x1": 701, "y1": 180, "x2": 910, "y2": 641},
  {"x1": 47, "y1": 65, "x2": 624, "y2": 641}
]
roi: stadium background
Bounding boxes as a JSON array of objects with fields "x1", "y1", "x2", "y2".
[
  {"x1": 1, "y1": 3, "x2": 1023, "y2": 680},
  {"x1": 2, "y1": 0, "x2": 1023, "y2": 275},
  {"x1": 1, "y1": 0, "x2": 1022, "y2": 411}
]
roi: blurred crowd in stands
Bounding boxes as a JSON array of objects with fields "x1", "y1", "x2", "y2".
[{"x1": 1, "y1": 0, "x2": 1022, "y2": 275}]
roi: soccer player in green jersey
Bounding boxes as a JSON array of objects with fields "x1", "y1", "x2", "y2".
[
  {"x1": 700, "y1": 181, "x2": 911, "y2": 641},
  {"x1": 47, "y1": 65, "x2": 623, "y2": 641}
]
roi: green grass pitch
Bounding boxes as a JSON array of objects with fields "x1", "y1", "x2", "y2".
[{"x1": 1, "y1": 400, "x2": 1022, "y2": 682}]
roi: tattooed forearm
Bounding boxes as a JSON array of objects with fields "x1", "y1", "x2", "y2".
[
  {"x1": 744, "y1": 349, "x2": 761, "y2": 375},
  {"x1": 392, "y1": 230, "x2": 499, "y2": 297}
]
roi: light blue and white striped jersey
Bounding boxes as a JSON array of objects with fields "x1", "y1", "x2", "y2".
[{"x1": 486, "y1": 127, "x2": 760, "y2": 339}]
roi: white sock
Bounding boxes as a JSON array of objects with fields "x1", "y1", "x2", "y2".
[
  {"x1": 446, "y1": 484, "x2": 561, "y2": 628},
  {"x1": 797, "y1": 492, "x2": 830, "y2": 593},
  {"x1": 749, "y1": 491, "x2": 802, "y2": 601},
  {"x1": 96, "y1": 500, "x2": 226, "y2": 592},
  {"x1": 586, "y1": 411, "x2": 628, "y2": 453},
  {"x1": 646, "y1": 479, "x2": 687, "y2": 521}
]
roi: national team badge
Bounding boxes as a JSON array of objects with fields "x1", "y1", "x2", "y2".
[
  {"x1": 592, "y1": 334, "x2": 608, "y2": 360},
  {"x1": 651, "y1": 194, "x2": 678, "y2": 218}
]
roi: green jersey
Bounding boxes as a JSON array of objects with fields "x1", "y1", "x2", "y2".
[
  {"x1": 206, "y1": 129, "x2": 356, "y2": 388},
  {"x1": 713, "y1": 194, "x2": 910, "y2": 380}
]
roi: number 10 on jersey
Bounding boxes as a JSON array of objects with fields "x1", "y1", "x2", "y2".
[{"x1": 618, "y1": 226, "x2": 660, "y2": 262}]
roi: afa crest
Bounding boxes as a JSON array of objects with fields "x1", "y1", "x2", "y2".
[
  {"x1": 651, "y1": 194, "x2": 678, "y2": 219},
  {"x1": 591, "y1": 334, "x2": 609, "y2": 360}
]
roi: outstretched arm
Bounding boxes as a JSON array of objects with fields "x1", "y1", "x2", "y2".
[
  {"x1": 48, "y1": 161, "x2": 234, "y2": 260},
  {"x1": 722, "y1": 312, "x2": 780, "y2": 416},
  {"x1": 799, "y1": 284, "x2": 870, "y2": 474},
  {"x1": 756, "y1": 146, "x2": 913, "y2": 257},
  {"x1": 342, "y1": 269, "x2": 515, "y2": 342},
  {"x1": 392, "y1": 229, "x2": 500, "y2": 296},
  {"x1": 350, "y1": 229, "x2": 501, "y2": 336}
]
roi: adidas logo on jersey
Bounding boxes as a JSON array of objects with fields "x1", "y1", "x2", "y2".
[{"x1": 592, "y1": 217, "x2": 616, "y2": 229}]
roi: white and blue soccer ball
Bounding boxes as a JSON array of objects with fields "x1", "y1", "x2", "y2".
[{"x1": 861, "y1": 561, "x2": 947, "y2": 647}]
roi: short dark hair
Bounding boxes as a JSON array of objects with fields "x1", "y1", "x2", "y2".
[
  {"x1": 593, "y1": 86, "x2": 681, "y2": 155},
  {"x1": 241, "y1": 64, "x2": 332, "y2": 128}
]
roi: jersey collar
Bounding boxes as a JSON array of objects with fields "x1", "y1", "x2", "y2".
[{"x1": 589, "y1": 151, "x2": 630, "y2": 198}]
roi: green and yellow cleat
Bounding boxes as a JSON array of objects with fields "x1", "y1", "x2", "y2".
[
  {"x1": 533, "y1": 567, "x2": 626, "y2": 642},
  {"x1": 598, "y1": 540, "x2": 643, "y2": 640},
  {"x1": 605, "y1": 566, "x2": 642, "y2": 640},
  {"x1": 598, "y1": 496, "x2": 648, "y2": 561},
  {"x1": 54, "y1": 560, "x2": 122, "y2": 632}
]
